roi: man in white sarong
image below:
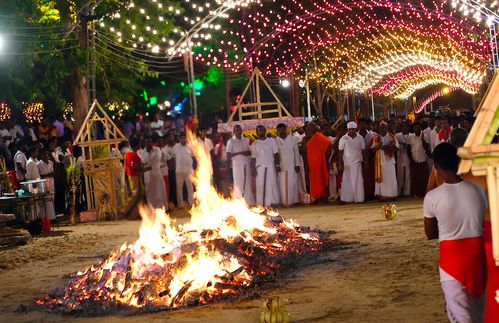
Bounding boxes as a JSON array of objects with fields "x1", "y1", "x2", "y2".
[
  {"x1": 424, "y1": 143, "x2": 486, "y2": 323},
  {"x1": 226, "y1": 125, "x2": 254, "y2": 206},
  {"x1": 251, "y1": 125, "x2": 279, "y2": 207},
  {"x1": 143, "y1": 137, "x2": 168, "y2": 210},
  {"x1": 25, "y1": 147, "x2": 41, "y2": 225},
  {"x1": 37, "y1": 150, "x2": 56, "y2": 223},
  {"x1": 276, "y1": 123, "x2": 300, "y2": 207},
  {"x1": 139, "y1": 141, "x2": 150, "y2": 196},
  {"x1": 372, "y1": 121, "x2": 399, "y2": 200},
  {"x1": 197, "y1": 129, "x2": 214, "y2": 177},
  {"x1": 172, "y1": 133, "x2": 195, "y2": 208},
  {"x1": 338, "y1": 122, "x2": 366, "y2": 203},
  {"x1": 293, "y1": 127, "x2": 307, "y2": 199},
  {"x1": 395, "y1": 122, "x2": 411, "y2": 196}
]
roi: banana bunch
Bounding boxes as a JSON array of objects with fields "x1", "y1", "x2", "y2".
[{"x1": 260, "y1": 297, "x2": 291, "y2": 323}]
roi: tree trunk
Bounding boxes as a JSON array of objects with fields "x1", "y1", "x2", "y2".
[
  {"x1": 71, "y1": 68, "x2": 89, "y2": 132},
  {"x1": 291, "y1": 79, "x2": 300, "y2": 116},
  {"x1": 225, "y1": 68, "x2": 231, "y2": 120},
  {"x1": 315, "y1": 80, "x2": 323, "y2": 117}
]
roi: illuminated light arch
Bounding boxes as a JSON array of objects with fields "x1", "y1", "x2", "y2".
[
  {"x1": 414, "y1": 86, "x2": 459, "y2": 113},
  {"x1": 369, "y1": 65, "x2": 481, "y2": 96},
  {"x1": 196, "y1": 0, "x2": 490, "y2": 99}
]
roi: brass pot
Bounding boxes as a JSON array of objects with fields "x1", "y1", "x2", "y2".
[{"x1": 382, "y1": 204, "x2": 398, "y2": 220}]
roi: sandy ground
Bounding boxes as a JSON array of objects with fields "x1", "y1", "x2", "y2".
[{"x1": 0, "y1": 199, "x2": 446, "y2": 323}]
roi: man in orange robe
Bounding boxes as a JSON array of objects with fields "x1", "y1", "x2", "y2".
[{"x1": 305, "y1": 123, "x2": 331, "y2": 202}]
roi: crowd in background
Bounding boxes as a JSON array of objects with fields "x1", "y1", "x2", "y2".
[{"x1": 0, "y1": 109, "x2": 478, "y2": 218}]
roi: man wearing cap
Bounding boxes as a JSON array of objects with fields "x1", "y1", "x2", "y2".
[
  {"x1": 227, "y1": 124, "x2": 254, "y2": 206},
  {"x1": 338, "y1": 122, "x2": 366, "y2": 203},
  {"x1": 372, "y1": 121, "x2": 399, "y2": 200}
]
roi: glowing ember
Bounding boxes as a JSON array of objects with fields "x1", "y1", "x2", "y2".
[{"x1": 36, "y1": 131, "x2": 323, "y2": 313}]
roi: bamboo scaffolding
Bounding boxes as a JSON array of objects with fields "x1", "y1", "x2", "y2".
[
  {"x1": 73, "y1": 100, "x2": 128, "y2": 221},
  {"x1": 458, "y1": 71, "x2": 499, "y2": 265}
]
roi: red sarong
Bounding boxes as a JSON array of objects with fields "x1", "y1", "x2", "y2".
[
  {"x1": 306, "y1": 133, "x2": 331, "y2": 200},
  {"x1": 363, "y1": 157, "x2": 375, "y2": 198},
  {"x1": 411, "y1": 161, "x2": 428, "y2": 197},
  {"x1": 440, "y1": 237, "x2": 486, "y2": 297},
  {"x1": 484, "y1": 220, "x2": 499, "y2": 322}
]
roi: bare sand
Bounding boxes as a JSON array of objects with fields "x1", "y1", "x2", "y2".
[{"x1": 0, "y1": 199, "x2": 446, "y2": 322}]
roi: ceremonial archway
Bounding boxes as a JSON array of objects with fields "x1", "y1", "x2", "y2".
[{"x1": 192, "y1": 0, "x2": 493, "y2": 114}]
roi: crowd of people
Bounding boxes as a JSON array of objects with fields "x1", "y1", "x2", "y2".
[
  {"x1": 1, "y1": 111, "x2": 478, "y2": 217},
  {"x1": 99, "y1": 111, "x2": 477, "y2": 215},
  {"x1": 3, "y1": 108, "x2": 498, "y2": 321}
]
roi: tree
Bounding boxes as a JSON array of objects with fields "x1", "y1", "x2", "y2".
[{"x1": 0, "y1": 0, "x2": 179, "y2": 129}]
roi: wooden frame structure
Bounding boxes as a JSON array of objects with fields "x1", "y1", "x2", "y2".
[
  {"x1": 218, "y1": 68, "x2": 304, "y2": 133},
  {"x1": 458, "y1": 71, "x2": 499, "y2": 265},
  {"x1": 73, "y1": 100, "x2": 128, "y2": 221},
  {"x1": 228, "y1": 67, "x2": 291, "y2": 122}
]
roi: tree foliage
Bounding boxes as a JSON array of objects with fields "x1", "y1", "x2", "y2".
[{"x1": 0, "y1": 0, "x2": 178, "y2": 119}]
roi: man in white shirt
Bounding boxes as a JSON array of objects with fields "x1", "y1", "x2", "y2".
[
  {"x1": 151, "y1": 113, "x2": 165, "y2": 136},
  {"x1": 406, "y1": 122, "x2": 429, "y2": 197},
  {"x1": 338, "y1": 122, "x2": 366, "y2": 203},
  {"x1": 395, "y1": 122, "x2": 411, "y2": 196},
  {"x1": 143, "y1": 137, "x2": 168, "y2": 210},
  {"x1": 37, "y1": 150, "x2": 56, "y2": 224},
  {"x1": 25, "y1": 147, "x2": 41, "y2": 181},
  {"x1": 424, "y1": 143, "x2": 486, "y2": 323},
  {"x1": 251, "y1": 125, "x2": 279, "y2": 207},
  {"x1": 372, "y1": 121, "x2": 399, "y2": 200},
  {"x1": 423, "y1": 117, "x2": 438, "y2": 172},
  {"x1": 227, "y1": 125, "x2": 254, "y2": 206},
  {"x1": 159, "y1": 137, "x2": 172, "y2": 207},
  {"x1": 197, "y1": 129, "x2": 214, "y2": 176},
  {"x1": 172, "y1": 133, "x2": 195, "y2": 208},
  {"x1": 14, "y1": 141, "x2": 28, "y2": 182},
  {"x1": 276, "y1": 123, "x2": 300, "y2": 207},
  {"x1": 0, "y1": 123, "x2": 12, "y2": 160}
]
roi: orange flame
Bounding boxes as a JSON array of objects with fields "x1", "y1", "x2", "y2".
[{"x1": 37, "y1": 130, "x2": 321, "y2": 312}]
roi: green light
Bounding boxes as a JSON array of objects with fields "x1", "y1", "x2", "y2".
[
  {"x1": 193, "y1": 79, "x2": 204, "y2": 91},
  {"x1": 180, "y1": 82, "x2": 185, "y2": 87},
  {"x1": 195, "y1": 91, "x2": 201, "y2": 96},
  {"x1": 150, "y1": 96, "x2": 158, "y2": 105},
  {"x1": 142, "y1": 90, "x2": 149, "y2": 102},
  {"x1": 206, "y1": 66, "x2": 222, "y2": 86},
  {"x1": 160, "y1": 80, "x2": 166, "y2": 86}
]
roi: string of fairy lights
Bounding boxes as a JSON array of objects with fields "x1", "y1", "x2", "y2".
[
  {"x1": 22, "y1": 103, "x2": 44, "y2": 124},
  {"x1": 96, "y1": 0, "x2": 259, "y2": 55},
  {"x1": 414, "y1": 86, "x2": 459, "y2": 113},
  {"x1": 450, "y1": 0, "x2": 499, "y2": 25},
  {"x1": 369, "y1": 66, "x2": 481, "y2": 98},
  {"x1": 181, "y1": 0, "x2": 490, "y2": 100},
  {"x1": 51, "y1": 0, "x2": 499, "y2": 108},
  {"x1": 0, "y1": 103, "x2": 11, "y2": 122}
]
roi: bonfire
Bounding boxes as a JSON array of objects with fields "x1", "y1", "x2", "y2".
[{"x1": 36, "y1": 132, "x2": 324, "y2": 314}]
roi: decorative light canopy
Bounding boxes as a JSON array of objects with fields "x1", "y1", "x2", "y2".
[
  {"x1": 414, "y1": 86, "x2": 459, "y2": 113},
  {"x1": 0, "y1": 103, "x2": 11, "y2": 122},
  {"x1": 105, "y1": 101, "x2": 131, "y2": 118},
  {"x1": 102, "y1": 0, "x2": 492, "y2": 100},
  {"x1": 23, "y1": 103, "x2": 44, "y2": 124},
  {"x1": 196, "y1": 0, "x2": 491, "y2": 99}
]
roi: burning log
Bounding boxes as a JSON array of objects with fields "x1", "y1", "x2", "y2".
[{"x1": 35, "y1": 131, "x2": 325, "y2": 315}]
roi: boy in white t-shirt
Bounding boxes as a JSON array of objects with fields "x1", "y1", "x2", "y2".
[{"x1": 424, "y1": 143, "x2": 487, "y2": 323}]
